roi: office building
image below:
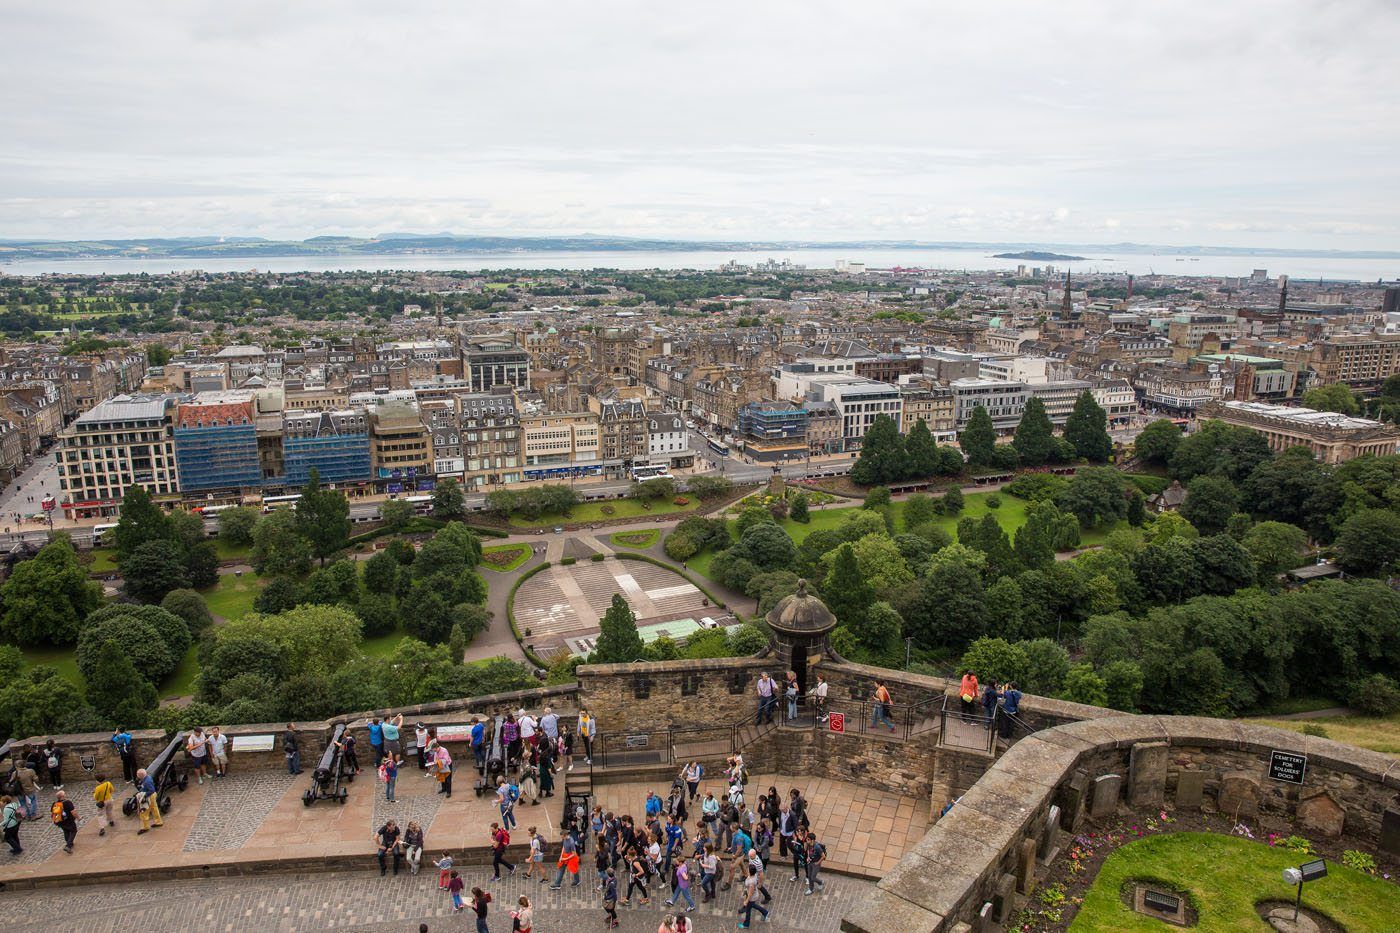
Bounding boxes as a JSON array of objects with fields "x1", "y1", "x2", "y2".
[
  {"x1": 56, "y1": 394, "x2": 183, "y2": 518},
  {"x1": 172, "y1": 391, "x2": 262, "y2": 493},
  {"x1": 1202, "y1": 400, "x2": 1400, "y2": 464},
  {"x1": 949, "y1": 379, "x2": 1029, "y2": 435},
  {"x1": 462, "y1": 334, "x2": 530, "y2": 393},
  {"x1": 281, "y1": 410, "x2": 372, "y2": 487}
]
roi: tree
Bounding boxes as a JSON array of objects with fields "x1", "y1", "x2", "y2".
[
  {"x1": 253, "y1": 576, "x2": 304, "y2": 614},
  {"x1": 1241, "y1": 446, "x2": 1331, "y2": 537},
  {"x1": 431, "y1": 477, "x2": 466, "y2": 520},
  {"x1": 985, "y1": 577, "x2": 1026, "y2": 640},
  {"x1": 942, "y1": 486, "x2": 965, "y2": 516},
  {"x1": 1134, "y1": 419, "x2": 1181, "y2": 466},
  {"x1": 908, "y1": 555, "x2": 986, "y2": 651},
  {"x1": 789, "y1": 492, "x2": 810, "y2": 523},
  {"x1": 1019, "y1": 638, "x2": 1070, "y2": 695},
  {"x1": 1060, "y1": 663, "x2": 1108, "y2": 707},
  {"x1": 903, "y1": 493, "x2": 936, "y2": 529},
  {"x1": 168, "y1": 509, "x2": 206, "y2": 552},
  {"x1": 1131, "y1": 538, "x2": 1202, "y2": 605},
  {"x1": 1190, "y1": 534, "x2": 1257, "y2": 596},
  {"x1": 1336, "y1": 508, "x2": 1400, "y2": 575},
  {"x1": 1101, "y1": 660, "x2": 1144, "y2": 712},
  {"x1": 0, "y1": 537, "x2": 102, "y2": 645},
  {"x1": 160, "y1": 589, "x2": 214, "y2": 635},
  {"x1": 905, "y1": 419, "x2": 940, "y2": 479},
  {"x1": 1180, "y1": 475, "x2": 1240, "y2": 536},
  {"x1": 1351, "y1": 673, "x2": 1400, "y2": 717},
  {"x1": 85, "y1": 639, "x2": 158, "y2": 725},
  {"x1": 217, "y1": 605, "x2": 361, "y2": 678},
  {"x1": 1302, "y1": 384, "x2": 1359, "y2": 416},
  {"x1": 630, "y1": 476, "x2": 678, "y2": 501},
  {"x1": 960, "y1": 637, "x2": 1028, "y2": 685},
  {"x1": 401, "y1": 585, "x2": 453, "y2": 644},
  {"x1": 961, "y1": 514, "x2": 1019, "y2": 581},
  {"x1": 1126, "y1": 488, "x2": 1146, "y2": 526},
  {"x1": 592, "y1": 594, "x2": 644, "y2": 664},
  {"x1": 1242, "y1": 521, "x2": 1308, "y2": 585},
  {"x1": 362, "y1": 550, "x2": 400, "y2": 595},
  {"x1": 380, "y1": 499, "x2": 413, "y2": 533},
  {"x1": 295, "y1": 468, "x2": 350, "y2": 564},
  {"x1": 112, "y1": 485, "x2": 171, "y2": 561},
  {"x1": 958, "y1": 405, "x2": 997, "y2": 468},
  {"x1": 687, "y1": 475, "x2": 734, "y2": 501},
  {"x1": 1012, "y1": 397, "x2": 1057, "y2": 466},
  {"x1": 850, "y1": 413, "x2": 907, "y2": 486},
  {"x1": 1057, "y1": 467, "x2": 1128, "y2": 528},
  {"x1": 0, "y1": 668, "x2": 89, "y2": 742},
  {"x1": 1169, "y1": 420, "x2": 1273, "y2": 484},
  {"x1": 734, "y1": 522, "x2": 798, "y2": 571},
  {"x1": 823, "y1": 544, "x2": 876, "y2": 633},
  {"x1": 1064, "y1": 390, "x2": 1113, "y2": 462},
  {"x1": 76, "y1": 611, "x2": 178, "y2": 685},
  {"x1": 121, "y1": 539, "x2": 192, "y2": 603},
  {"x1": 252, "y1": 509, "x2": 312, "y2": 577},
  {"x1": 354, "y1": 592, "x2": 399, "y2": 638},
  {"x1": 447, "y1": 621, "x2": 469, "y2": 664},
  {"x1": 864, "y1": 486, "x2": 892, "y2": 510},
  {"x1": 844, "y1": 600, "x2": 904, "y2": 662},
  {"x1": 217, "y1": 506, "x2": 261, "y2": 547},
  {"x1": 186, "y1": 541, "x2": 219, "y2": 589},
  {"x1": 303, "y1": 560, "x2": 361, "y2": 607}
]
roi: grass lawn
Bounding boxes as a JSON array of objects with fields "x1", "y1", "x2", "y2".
[
  {"x1": 20, "y1": 645, "x2": 82, "y2": 684},
  {"x1": 610, "y1": 529, "x2": 660, "y2": 549},
  {"x1": 213, "y1": 539, "x2": 252, "y2": 562},
  {"x1": 201, "y1": 573, "x2": 266, "y2": 622},
  {"x1": 505, "y1": 497, "x2": 700, "y2": 528},
  {"x1": 360, "y1": 625, "x2": 409, "y2": 658},
  {"x1": 482, "y1": 543, "x2": 532, "y2": 572},
  {"x1": 1249, "y1": 712, "x2": 1400, "y2": 756},
  {"x1": 160, "y1": 644, "x2": 200, "y2": 699},
  {"x1": 1071, "y1": 832, "x2": 1400, "y2": 931},
  {"x1": 88, "y1": 548, "x2": 119, "y2": 573}
]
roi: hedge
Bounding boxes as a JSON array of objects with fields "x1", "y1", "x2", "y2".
[
  {"x1": 506, "y1": 561, "x2": 553, "y2": 669},
  {"x1": 612, "y1": 551, "x2": 729, "y2": 613}
]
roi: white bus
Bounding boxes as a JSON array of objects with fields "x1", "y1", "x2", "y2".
[
  {"x1": 261, "y1": 493, "x2": 302, "y2": 513},
  {"x1": 403, "y1": 494, "x2": 433, "y2": 516},
  {"x1": 193, "y1": 503, "x2": 238, "y2": 516},
  {"x1": 631, "y1": 463, "x2": 672, "y2": 482},
  {"x1": 91, "y1": 522, "x2": 118, "y2": 545}
]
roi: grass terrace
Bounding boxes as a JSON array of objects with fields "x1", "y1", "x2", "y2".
[
  {"x1": 1249, "y1": 712, "x2": 1400, "y2": 757},
  {"x1": 504, "y1": 496, "x2": 701, "y2": 528},
  {"x1": 201, "y1": 573, "x2": 266, "y2": 622},
  {"x1": 481, "y1": 543, "x2": 533, "y2": 572},
  {"x1": 609, "y1": 528, "x2": 660, "y2": 549}
]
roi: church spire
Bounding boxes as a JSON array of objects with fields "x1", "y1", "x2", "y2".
[{"x1": 1061, "y1": 269, "x2": 1073, "y2": 314}]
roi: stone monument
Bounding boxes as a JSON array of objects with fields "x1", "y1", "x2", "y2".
[{"x1": 765, "y1": 578, "x2": 838, "y2": 696}]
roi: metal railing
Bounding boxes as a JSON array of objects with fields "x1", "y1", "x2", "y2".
[{"x1": 937, "y1": 694, "x2": 997, "y2": 754}]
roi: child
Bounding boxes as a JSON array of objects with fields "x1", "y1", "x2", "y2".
[
  {"x1": 436, "y1": 852, "x2": 454, "y2": 890},
  {"x1": 525, "y1": 826, "x2": 544, "y2": 881},
  {"x1": 448, "y1": 870, "x2": 465, "y2": 912}
]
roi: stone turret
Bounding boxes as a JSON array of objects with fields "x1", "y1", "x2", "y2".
[{"x1": 765, "y1": 578, "x2": 838, "y2": 695}]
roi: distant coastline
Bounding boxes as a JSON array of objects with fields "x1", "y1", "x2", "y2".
[{"x1": 991, "y1": 251, "x2": 1085, "y2": 262}]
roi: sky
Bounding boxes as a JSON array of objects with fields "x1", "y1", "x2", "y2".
[{"x1": 2, "y1": 0, "x2": 1398, "y2": 249}]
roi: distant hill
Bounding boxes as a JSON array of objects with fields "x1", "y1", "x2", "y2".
[{"x1": 992, "y1": 251, "x2": 1085, "y2": 261}]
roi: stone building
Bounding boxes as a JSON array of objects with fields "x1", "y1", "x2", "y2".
[{"x1": 1201, "y1": 400, "x2": 1400, "y2": 464}]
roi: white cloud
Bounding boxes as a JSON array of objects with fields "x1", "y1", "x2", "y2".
[{"x1": 0, "y1": 0, "x2": 1397, "y2": 248}]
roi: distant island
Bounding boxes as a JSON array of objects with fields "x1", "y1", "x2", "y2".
[{"x1": 992, "y1": 251, "x2": 1085, "y2": 261}]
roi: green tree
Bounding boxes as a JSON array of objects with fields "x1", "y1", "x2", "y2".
[
  {"x1": 0, "y1": 537, "x2": 102, "y2": 645},
  {"x1": 167, "y1": 509, "x2": 206, "y2": 552},
  {"x1": 1180, "y1": 475, "x2": 1240, "y2": 536},
  {"x1": 958, "y1": 405, "x2": 998, "y2": 468},
  {"x1": 303, "y1": 559, "x2": 361, "y2": 607},
  {"x1": 253, "y1": 576, "x2": 303, "y2": 614},
  {"x1": 217, "y1": 506, "x2": 260, "y2": 547},
  {"x1": 160, "y1": 588, "x2": 213, "y2": 635},
  {"x1": 1336, "y1": 508, "x2": 1400, "y2": 575},
  {"x1": 431, "y1": 477, "x2": 466, "y2": 520},
  {"x1": 1302, "y1": 384, "x2": 1359, "y2": 415},
  {"x1": 85, "y1": 639, "x2": 158, "y2": 726},
  {"x1": 960, "y1": 637, "x2": 1028, "y2": 685},
  {"x1": 1012, "y1": 397, "x2": 1057, "y2": 466},
  {"x1": 1241, "y1": 521, "x2": 1308, "y2": 585},
  {"x1": 847, "y1": 600, "x2": 904, "y2": 662},
  {"x1": 941, "y1": 486, "x2": 965, "y2": 516},
  {"x1": 985, "y1": 577, "x2": 1026, "y2": 640},
  {"x1": 1057, "y1": 466, "x2": 1128, "y2": 528},
  {"x1": 120, "y1": 539, "x2": 192, "y2": 603},
  {"x1": 112, "y1": 484, "x2": 171, "y2": 561},
  {"x1": 864, "y1": 486, "x2": 892, "y2": 509},
  {"x1": 1241, "y1": 446, "x2": 1332, "y2": 539},
  {"x1": 354, "y1": 592, "x2": 398, "y2": 638},
  {"x1": 1018, "y1": 638, "x2": 1070, "y2": 695},
  {"x1": 1101, "y1": 660, "x2": 1144, "y2": 712},
  {"x1": 733, "y1": 522, "x2": 798, "y2": 571},
  {"x1": 1169, "y1": 420, "x2": 1273, "y2": 484},
  {"x1": 1132, "y1": 538, "x2": 1203, "y2": 605},
  {"x1": 252, "y1": 509, "x2": 312, "y2": 577},
  {"x1": 1060, "y1": 663, "x2": 1108, "y2": 707},
  {"x1": 592, "y1": 594, "x2": 644, "y2": 664},
  {"x1": 295, "y1": 468, "x2": 350, "y2": 565},
  {"x1": 400, "y1": 584, "x2": 454, "y2": 644},
  {"x1": 217, "y1": 604, "x2": 361, "y2": 677},
  {"x1": 448, "y1": 622, "x2": 469, "y2": 664},
  {"x1": 850, "y1": 413, "x2": 907, "y2": 486},
  {"x1": 362, "y1": 550, "x2": 400, "y2": 595},
  {"x1": 380, "y1": 499, "x2": 413, "y2": 533},
  {"x1": 1064, "y1": 390, "x2": 1113, "y2": 462},
  {"x1": 1126, "y1": 488, "x2": 1147, "y2": 526},
  {"x1": 789, "y1": 492, "x2": 810, "y2": 523},
  {"x1": 146, "y1": 344, "x2": 173, "y2": 366},
  {"x1": 186, "y1": 541, "x2": 219, "y2": 589},
  {"x1": 904, "y1": 419, "x2": 940, "y2": 478},
  {"x1": 0, "y1": 668, "x2": 89, "y2": 742},
  {"x1": 76, "y1": 610, "x2": 178, "y2": 685},
  {"x1": 687, "y1": 475, "x2": 734, "y2": 501},
  {"x1": 823, "y1": 543, "x2": 876, "y2": 633},
  {"x1": 903, "y1": 493, "x2": 936, "y2": 529},
  {"x1": 908, "y1": 554, "x2": 986, "y2": 651},
  {"x1": 1134, "y1": 419, "x2": 1182, "y2": 466}
]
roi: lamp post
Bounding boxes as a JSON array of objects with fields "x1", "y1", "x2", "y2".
[{"x1": 1282, "y1": 859, "x2": 1327, "y2": 923}]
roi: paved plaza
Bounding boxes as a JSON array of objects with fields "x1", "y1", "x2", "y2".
[{"x1": 513, "y1": 555, "x2": 713, "y2": 652}]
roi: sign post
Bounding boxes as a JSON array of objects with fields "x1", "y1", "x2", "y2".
[
  {"x1": 1268, "y1": 750, "x2": 1307, "y2": 785},
  {"x1": 828, "y1": 712, "x2": 845, "y2": 734}
]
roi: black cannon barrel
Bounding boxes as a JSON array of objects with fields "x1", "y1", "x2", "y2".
[
  {"x1": 147, "y1": 731, "x2": 186, "y2": 783},
  {"x1": 486, "y1": 715, "x2": 505, "y2": 780},
  {"x1": 314, "y1": 723, "x2": 346, "y2": 784}
]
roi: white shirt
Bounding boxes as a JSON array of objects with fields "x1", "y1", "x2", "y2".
[
  {"x1": 186, "y1": 733, "x2": 207, "y2": 756},
  {"x1": 520, "y1": 716, "x2": 537, "y2": 739},
  {"x1": 207, "y1": 734, "x2": 228, "y2": 757},
  {"x1": 415, "y1": 727, "x2": 430, "y2": 748},
  {"x1": 814, "y1": 681, "x2": 828, "y2": 698}
]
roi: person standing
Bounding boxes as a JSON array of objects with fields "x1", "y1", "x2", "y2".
[
  {"x1": 207, "y1": 726, "x2": 229, "y2": 778},
  {"x1": 683, "y1": 761, "x2": 702, "y2": 801},
  {"x1": 754, "y1": 672, "x2": 776, "y2": 725},
  {"x1": 186, "y1": 728, "x2": 210, "y2": 785},
  {"x1": 374, "y1": 819, "x2": 403, "y2": 876},
  {"x1": 2, "y1": 794, "x2": 23, "y2": 855},
  {"x1": 519, "y1": 709, "x2": 538, "y2": 752},
  {"x1": 804, "y1": 832, "x2": 826, "y2": 895},
  {"x1": 871, "y1": 679, "x2": 896, "y2": 732},
  {"x1": 92, "y1": 773, "x2": 116, "y2": 836},
  {"x1": 537, "y1": 741, "x2": 556, "y2": 798},
  {"x1": 959, "y1": 670, "x2": 980, "y2": 723},
  {"x1": 602, "y1": 868, "x2": 620, "y2": 929},
  {"x1": 511, "y1": 895, "x2": 533, "y2": 933},
  {"x1": 403, "y1": 820, "x2": 425, "y2": 875},
  {"x1": 368, "y1": 716, "x2": 385, "y2": 768},
  {"x1": 11, "y1": 760, "x2": 39, "y2": 820},
  {"x1": 135, "y1": 768, "x2": 163, "y2": 833},
  {"x1": 810, "y1": 674, "x2": 829, "y2": 723},
  {"x1": 282, "y1": 723, "x2": 302, "y2": 775},
  {"x1": 415, "y1": 722, "x2": 431, "y2": 770},
  {"x1": 50, "y1": 789, "x2": 77, "y2": 854},
  {"x1": 784, "y1": 670, "x2": 799, "y2": 721},
  {"x1": 981, "y1": 680, "x2": 1000, "y2": 729},
  {"x1": 112, "y1": 727, "x2": 138, "y2": 784},
  {"x1": 336, "y1": 730, "x2": 361, "y2": 775},
  {"x1": 382, "y1": 713, "x2": 404, "y2": 759},
  {"x1": 999, "y1": 681, "x2": 1022, "y2": 739},
  {"x1": 561, "y1": 729, "x2": 575, "y2": 773},
  {"x1": 42, "y1": 739, "x2": 64, "y2": 790},
  {"x1": 490, "y1": 821, "x2": 515, "y2": 881},
  {"x1": 433, "y1": 743, "x2": 454, "y2": 798},
  {"x1": 470, "y1": 717, "x2": 487, "y2": 774},
  {"x1": 540, "y1": 707, "x2": 559, "y2": 748},
  {"x1": 578, "y1": 710, "x2": 596, "y2": 764},
  {"x1": 381, "y1": 753, "x2": 399, "y2": 803}
]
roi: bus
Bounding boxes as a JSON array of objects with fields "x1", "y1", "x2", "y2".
[
  {"x1": 193, "y1": 503, "x2": 238, "y2": 516},
  {"x1": 707, "y1": 439, "x2": 730, "y2": 457},
  {"x1": 261, "y1": 494, "x2": 302, "y2": 513},
  {"x1": 91, "y1": 522, "x2": 118, "y2": 546},
  {"x1": 403, "y1": 494, "x2": 433, "y2": 516},
  {"x1": 630, "y1": 463, "x2": 672, "y2": 482}
]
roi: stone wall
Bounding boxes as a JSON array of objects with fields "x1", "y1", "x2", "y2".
[
  {"x1": 840, "y1": 716, "x2": 1400, "y2": 933},
  {"x1": 1, "y1": 729, "x2": 167, "y2": 779},
  {"x1": 577, "y1": 656, "x2": 772, "y2": 732}
]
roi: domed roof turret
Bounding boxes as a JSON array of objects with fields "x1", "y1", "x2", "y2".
[{"x1": 765, "y1": 579, "x2": 836, "y2": 636}]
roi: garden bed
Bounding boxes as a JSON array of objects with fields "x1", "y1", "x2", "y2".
[
  {"x1": 481, "y1": 543, "x2": 532, "y2": 572},
  {"x1": 609, "y1": 529, "x2": 660, "y2": 549}
]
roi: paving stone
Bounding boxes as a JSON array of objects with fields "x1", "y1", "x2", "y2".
[{"x1": 183, "y1": 772, "x2": 298, "y2": 852}]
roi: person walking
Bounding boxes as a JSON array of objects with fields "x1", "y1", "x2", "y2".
[
  {"x1": 578, "y1": 710, "x2": 596, "y2": 764},
  {"x1": 436, "y1": 851, "x2": 454, "y2": 890},
  {"x1": 550, "y1": 827, "x2": 580, "y2": 889},
  {"x1": 111, "y1": 727, "x2": 138, "y2": 784},
  {"x1": 666, "y1": 854, "x2": 697, "y2": 911},
  {"x1": 803, "y1": 832, "x2": 826, "y2": 895},
  {"x1": 2, "y1": 795, "x2": 23, "y2": 855},
  {"x1": 737, "y1": 864, "x2": 770, "y2": 928},
  {"x1": 374, "y1": 819, "x2": 403, "y2": 876},
  {"x1": 602, "y1": 867, "x2": 620, "y2": 929},
  {"x1": 623, "y1": 847, "x2": 651, "y2": 906},
  {"x1": 207, "y1": 726, "x2": 229, "y2": 778},
  {"x1": 490, "y1": 821, "x2": 515, "y2": 881},
  {"x1": 11, "y1": 760, "x2": 39, "y2": 820},
  {"x1": 381, "y1": 752, "x2": 399, "y2": 803},
  {"x1": 448, "y1": 870, "x2": 466, "y2": 912},
  {"x1": 682, "y1": 761, "x2": 702, "y2": 801},
  {"x1": 186, "y1": 728, "x2": 210, "y2": 785},
  {"x1": 51, "y1": 789, "x2": 77, "y2": 854},
  {"x1": 135, "y1": 768, "x2": 163, "y2": 833},
  {"x1": 282, "y1": 723, "x2": 303, "y2": 775},
  {"x1": 470, "y1": 887, "x2": 491, "y2": 933},
  {"x1": 496, "y1": 777, "x2": 518, "y2": 830},
  {"x1": 699, "y1": 843, "x2": 718, "y2": 902},
  {"x1": 511, "y1": 895, "x2": 533, "y2": 933},
  {"x1": 871, "y1": 679, "x2": 896, "y2": 732},
  {"x1": 754, "y1": 672, "x2": 776, "y2": 725},
  {"x1": 404, "y1": 819, "x2": 425, "y2": 876},
  {"x1": 561, "y1": 729, "x2": 575, "y2": 772},
  {"x1": 524, "y1": 826, "x2": 544, "y2": 881},
  {"x1": 959, "y1": 670, "x2": 980, "y2": 723},
  {"x1": 92, "y1": 773, "x2": 116, "y2": 836}
]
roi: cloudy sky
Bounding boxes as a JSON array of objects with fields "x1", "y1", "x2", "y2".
[{"x1": 2, "y1": 0, "x2": 1397, "y2": 248}]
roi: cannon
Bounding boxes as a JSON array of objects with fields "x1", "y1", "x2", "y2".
[
  {"x1": 122, "y1": 731, "x2": 189, "y2": 816},
  {"x1": 302, "y1": 723, "x2": 351, "y2": 807}
]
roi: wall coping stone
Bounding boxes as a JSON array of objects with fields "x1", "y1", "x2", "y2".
[{"x1": 578, "y1": 656, "x2": 770, "y2": 677}]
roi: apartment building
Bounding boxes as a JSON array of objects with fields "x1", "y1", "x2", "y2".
[
  {"x1": 57, "y1": 394, "x2": 182, "y2": 518},
  {"x1": 172, "y1": 391, "x2": 262, "y2": 493},
  {"x1": 590, "y1": 395, "x2": 649, "y2": 473},
  {"x1": 457, "y1": 392, "x2": 522, "y2": 488},
  {"x1": 646, "y1": 411, "x2": 691, "y2": 468},
  {"x1": 1090, "y1": 378, "x2": 1138, "y2": 425},
  {"x1": 898, "y1": 381, "x2": 957, "y2": 442},
  {"x1": 949, "y1": 379, "x2": 1029, "y2": 435},
  {"x1": 1027, "y1": 379, "x2": 1092, "y2": 426},
  {"x1": 1202, "y1": 400, "x2": 1400, "y2": 464},
  {"x1": 520, "y1": 410, "x2": 601, "y2": 481},
  {"x1": 0, "y1": 381, "x2": 64, "y2": 455},
  {"x1": 0, "y1": 420, "x2": 26, "y2": 485}
]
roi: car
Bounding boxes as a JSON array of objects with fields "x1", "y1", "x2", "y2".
[
  {"x1": 553, "y1": 526, "x2": 564, "y2": 534},
  {"x1": 699, "y1": 616, "x2": 718, "y2": 629}
]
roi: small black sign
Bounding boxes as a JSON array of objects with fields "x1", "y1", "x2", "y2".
[
  {"x1": 1144, "y1": 890, "x2": 1181, "y2": 913},
  {"x1": 1269, "y1": 750, "x2": 1307, "y2": 784},
  {"x1": 624, "y1": 734, "x2": 650, "y2": 748}
]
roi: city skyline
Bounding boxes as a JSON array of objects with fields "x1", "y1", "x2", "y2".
[{"x1": 3, "y1": 1, "x2": 1398, "y2": 249}]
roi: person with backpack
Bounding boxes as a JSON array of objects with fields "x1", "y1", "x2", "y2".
[
  {"x1": 511, "y1": 895, "x2": 533, "y2": 933},
  {"x1": 470, "y1": 886, "x2": 491, "y2": 933},
  {"x1": 489, "y1": 821, "x2": 515, "y2": 881},
  {"x1": 51, "y1": 789, "x2": 77, "y2": 854},
  {"x1": 601, "y1": 867, "x2": 619, "y2": 929},
  {"x1": 622, "y1": 846, "x2": 651, "y2": 906},
  {"x1": 495, "y1": 777, "x2": 518, "y2": 830},
  {"x1": 92, "y1": 773, "x2": 116, "y2": 836},
  {"x1": 804, "y1": 832, "x2": 826, "y2": 895},
  {"x1": 42, "y1": 739, "x2": 64, "y2": 790},
  {"x1": 111, "y1": 727, "x2": 137, "y2": 784},
  {"x1": 380, "y1": 752, "x2": 400, "y2": 803},
  {"x1": 788, "y1": 826, "x2": 807, "y2": 883},
  {"x1": 2, "y1": 794, "x2": 23, "y2": 855}
]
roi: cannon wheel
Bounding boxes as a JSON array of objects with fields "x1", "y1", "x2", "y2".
[
  {"x1": 176, "y1": 772, "x2": 189, "y2": 791},
  {"x1": 121, "y1": 796, "x2": 137, "y2": 817},
  {"x1": 337, "y1": 788, "x2": 348, "y2": 804},
  {"x1": 158, "y1": 793, "x2": 172, "y2": 814},
  {"x1": 302, "y1": 789, "x2": 316, "y2": 807}
]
